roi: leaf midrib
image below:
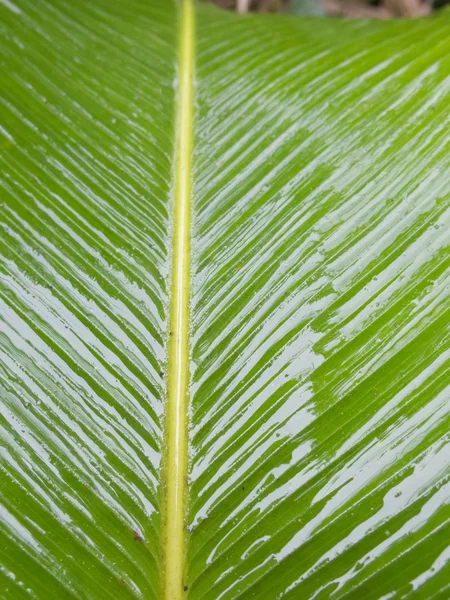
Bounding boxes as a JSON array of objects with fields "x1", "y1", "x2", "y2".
[{"x1": 163, "y1": 0, "x2": 195, "y2": 598}]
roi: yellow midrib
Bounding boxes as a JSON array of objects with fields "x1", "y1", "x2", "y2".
[{"x1": 164, "y1": 0, "x2": 194, "y2": 598}]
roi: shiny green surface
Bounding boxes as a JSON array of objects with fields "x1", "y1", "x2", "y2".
[
  {"x1": 1, "y1": 0, "x2": 450, "y2": 598},
  {"x1": 0, "y1": 0, "x2": 176, "y2": 597},
  {"x1": 188, "y1": 5, "x2": 450, "y2": 599}
]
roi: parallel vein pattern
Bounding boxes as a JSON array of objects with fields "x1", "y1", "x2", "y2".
[
  {"x1": 189, "y1": 7, "x2": 450, "y2": 599},
  {"x1": 0, "y1": 0, "x2": 176, "y2": 598}
]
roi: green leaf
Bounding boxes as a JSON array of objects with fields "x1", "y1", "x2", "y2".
[
  {"x1": 1, "y1": 1, "x2": 449, "y2": 599},
  {"x1": 0, "y1": 0, "x2": 175, "y2": 597}
]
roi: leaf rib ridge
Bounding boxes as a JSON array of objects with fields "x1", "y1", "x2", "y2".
[{"x1": 164, "y1": 0, "x2": 195, "y2": 598}]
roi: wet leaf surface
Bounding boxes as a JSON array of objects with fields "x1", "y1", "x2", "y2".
[{"x1": 1, "y1": 1, "x2": 449, "y2": 598}]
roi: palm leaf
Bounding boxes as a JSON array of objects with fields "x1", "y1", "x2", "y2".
[
  {"x1": 1, "y1": 1, "x2": 449, "y2": 599},
  {"x1": 0, "y1": 0, "x2": 175, "y2": 597}
]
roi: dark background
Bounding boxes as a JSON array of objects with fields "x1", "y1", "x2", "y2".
[{"x1": 209, "y1": 0, "x2": 450, "y2": 19}]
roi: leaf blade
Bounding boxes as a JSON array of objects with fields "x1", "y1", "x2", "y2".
[
  {"x1": 188, "y1": 6, "x2": 450, "y2": 598},
  {"x1": 0, "y1": 0, "x2": 177, "y2": 597}
]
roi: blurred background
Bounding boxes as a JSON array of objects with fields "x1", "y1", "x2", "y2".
[{"x1": 209, "y1": 0, "x2": 449, "y2": 18}]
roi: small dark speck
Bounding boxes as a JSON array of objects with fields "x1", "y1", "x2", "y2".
[
  {"x1": 183, "y1": 586, "x2": 188, "y2": 592},
  {"x1": 159, "y1": 371, "x2": 164, "y2": 377},
  {"x1": 242, "y1": 486, "x2": 245, "y2": 491},
  {"x1": 169, "y1": 331, "x2": 173, "y2": 336},
  {"x1": 285, "y1": 374, "x2": 289, "y2": 377},
  {"x1": 133, "y1": 528, "x2": 144, "y2": 542}
]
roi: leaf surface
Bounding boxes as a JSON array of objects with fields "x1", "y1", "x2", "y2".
[
  {"x1": 1, "y1": 1, "x2": 449, "y2": 599},
  {"x1": 188, "y1": 6, "x2": 450, "y2": 598},
  {"x1": 0, "y1": 0, "x2": 176, "y2": 597}
]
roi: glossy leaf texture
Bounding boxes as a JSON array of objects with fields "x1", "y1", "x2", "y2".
[
  {"x1": 0, "y1": 1, "x2": 450, "y2": 599},
  {"x1": 0, "y1": 0, "x2": 176, "y2": 598},
  {"x1": 188, "y1": 5, "x2": 450, "y2": 599}
]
